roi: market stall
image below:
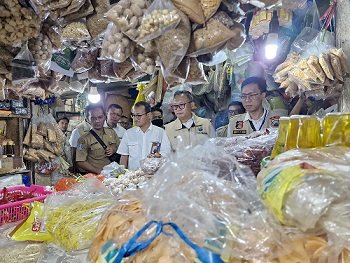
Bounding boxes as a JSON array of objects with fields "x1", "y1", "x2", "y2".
[{"x1": 0, "y1": 0, "x2": 350, "y2": 261}]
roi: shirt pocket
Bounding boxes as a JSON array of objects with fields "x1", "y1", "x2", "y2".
[
  {"x1": 128, "y1": 142, "x2": 138, "y2": 157},
  {"x1": 90, "y1": 143, "x2": 105, "y2": 158}
]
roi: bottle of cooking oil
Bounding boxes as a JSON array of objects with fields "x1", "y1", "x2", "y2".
[
  {"x1": 285, "y1": 115, "x2": 322, "y2": 150},
  {"x1": 322, "y1": 112, "x2": 350, "y2": 147},
  {"x1": 271, "y1": 117, "x2": 289, "y2": 158}
]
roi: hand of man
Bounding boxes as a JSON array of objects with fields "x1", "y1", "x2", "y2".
[{"x1": 105, "y1": 147, "x2": 115, "y2": 156}]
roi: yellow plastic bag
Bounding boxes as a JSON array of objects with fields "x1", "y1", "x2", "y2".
[{"x1": 11, "y1": 201, "x2": 53, "y2": 242}]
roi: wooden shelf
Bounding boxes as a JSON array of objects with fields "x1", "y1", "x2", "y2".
[
  {"x1": 0, "y1": 114, "x2": 31, "y2": 119},
  {"x1": 0, "y1": 170, "x2": 31, "y2": 176}
]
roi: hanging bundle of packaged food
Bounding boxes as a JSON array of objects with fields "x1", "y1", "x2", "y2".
[
  {"x1": 71, "y1": 47, "x2": 98, "y2": 73},
  {"x1": 105, "y1": 0, "x2": 150, "y2": 40},
  {"x1": 0, "y1": 0, "x2": 41, "y2": 45},
  {"x1": 62, "y1": 0, "x2": 95, "y2": 22},
  {"x1": 155, "y1": 10, "x2": 191, "y2": 77},
  {"x1": 100, "y1": 23, "x2": 135, "y2": 63},
  {"x1": 131, "y1": 46, "x2": 157, "y2": 75},
  {"x1": 138, "y1": 0, "x2": 182, "y2": 43},
  {"x1": 86, "y1": 14, "x2": 109, "y2": 40},
  {"x1": 62, "y1": 19, "x2": 91, "y2": 42},
  {"x1": 28, "y1": 33, "x2": 53, "y2": 74},
  {"x1": 11, "y1": 44, "x2": 38, "y2": 85},
  {"x1": 185, "y1": 57, "x2": 208, "y2": 85},
  {"x1": 113, "y1": 59, "x2": 134, "y2": 79}
]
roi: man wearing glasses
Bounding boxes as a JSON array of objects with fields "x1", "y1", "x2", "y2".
[
  {"x1": 104, "y1": 104, "x2": 126, "y2": 140},
  {"x1": 216, "y1": 101, "x2": 245, "y2": 137},
  {"x1": 227, "y1": 77, "x2": 284, "y2": 137},
  {"x1": 117, "y1": 101, "x2": 171, "y2": 170},
  {"x1": 165, "y1": 90, "x2": 214, "y2": 151}
]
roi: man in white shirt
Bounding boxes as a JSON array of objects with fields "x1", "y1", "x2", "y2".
[
  {"x1": 104, "y1": 104, "x2": 126, "y2": 140},
  {"x1": 117, "y1": 101, "x2": 171, "y2": 170}
]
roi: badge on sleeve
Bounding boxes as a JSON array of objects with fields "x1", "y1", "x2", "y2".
[
  {"x1": 235, "y1": 121, "x2": 244, "y2": 129},
  {"x1": 77, "y1": 144, "x2": 85, "y2": 150},
  {"x1": 270, "y1": 116, "x2": 280, "y2": 127}
]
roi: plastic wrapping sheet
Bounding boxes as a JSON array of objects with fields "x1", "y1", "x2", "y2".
[
  {"x1": 211, "y1": 130, "x2": 278, "y2": 175},
  {"x1": 258, "y1": 147, "x2": 350, "y2": 233},
  {"x1": 37, "y1": 245, "x2": 89, "y2": 263},
  {"x1": 141, "y1": 141, "x2": 288, "y2": 261},
  {"x1": 43, "y1": 179, "x2": 114, "y2": 251}
]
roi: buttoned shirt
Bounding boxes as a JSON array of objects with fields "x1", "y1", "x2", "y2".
[
  {"x1": 69, "y1": 121, "x2": 92, "y2": 147},
  {"x1": 164, "y1": 114, "x2": 214, "y2": 151},
  {"x1": 104, "y1": 122, "x2": 126, "y2": 140},
  {"x1": 76, "y1": 127, "x2": 119, "y2": 171},
  {"x1": 117, "y1": 124, "x2": 171, "y2": 170}
]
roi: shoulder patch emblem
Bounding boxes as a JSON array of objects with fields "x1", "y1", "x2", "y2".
[
  {"x1": 270, "y1": 116, "x2": 280, "y2": 127},
  {"x1": 235, "y1": 121, "x2": 244, "y2": 129}
]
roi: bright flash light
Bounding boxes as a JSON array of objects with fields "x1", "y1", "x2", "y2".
[
  {"x1": 265, "y1": 33, "x2": 278, "y2": 60},
  {"x1": 265, "y1": 44, "x2": 278, "y2": 60},
  {"x1": 88, "y1": 86, "x2": 101, "y2": 103}
]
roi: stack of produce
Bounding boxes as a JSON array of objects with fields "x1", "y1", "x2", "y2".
[{"x1": 274, "y1": 48, "x2": 348, "y2": 97}]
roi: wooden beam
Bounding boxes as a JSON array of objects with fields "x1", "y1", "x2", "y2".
[{"x1": 336, "y1": 0, "x2": 350, "y2": 112}]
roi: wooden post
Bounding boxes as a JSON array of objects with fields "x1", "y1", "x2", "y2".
[{"x1": 336, "y1": 0, "x2": 350, "y2": 112}]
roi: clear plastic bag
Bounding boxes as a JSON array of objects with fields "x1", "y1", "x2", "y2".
[
  {"x1": 0, "y1": 242, "x2": 42, "y2": 263},
  {"x1": 155, "y1": 10, "x2": 191, "y2": 76},
  {"x1": 113, "y1": 59, "x2": 134, "y2": 79},
  {"x1": 140, "y1": 157, "x2": 167, "y2": 175},
  {"x1": 62, "y1": 20, "x2": 91, "y2": 42},
  {"x1": 86, "y1": 14, "x2": 109, "y2": 40},
  {"x1": 131, "y1": 47, "x2": 157, "y2": 75},
  {"x1": 219, "y1": 130, "x2": 278, "y2": 175},
  {"x1": 11, "y1": 44, "x2": 38, "y2": 85},
  {"x1": 100, "y1": 59, "x2": 119, "y2": 79},
  {"x1": 28, "y1": 33, "x2": 53, "y2": 74},
  {"x1": 64, "y1": 0, "x2": 94, "y2": 22},
  {"x1": 186, "y1": 57, "x2": 208, "y2": 85},
  {"x1": 88, "y1": 59, "x2": 108, "y2": 83},
  {"x1": 161, "y1": 56, "x2": 190, "y2": 85},
  {"x1": 43, "y1": 179, "x2": 114, "y2": 251},
  {"x1": 138, "y1": 0, "x2": 182, "y2": 43},
  {"x1": 100, "y1": 23, "x2": 135, "y2": 63},
  {"x1": 105, "y1": 0, "x2": 149, "y2": 41},
  {"x1": 258, "y1": 147, "x2": 350, "y2": 231},
  {"x1": 71, "y1": 47, "x2": 98, "y2": 73},
  {"x1": 188, "y1": 18, "x2": 235, "y2": 57},
  {"x1": 101, "y1": 162, "x2": 126, "y2": 177}
]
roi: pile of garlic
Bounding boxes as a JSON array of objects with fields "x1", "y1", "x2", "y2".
[{"x1": 103, "y1": 169, "x2": 148, "y2": 196}]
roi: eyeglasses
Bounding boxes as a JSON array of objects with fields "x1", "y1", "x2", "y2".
[
  {"x1": 131, "y1": 112, "x2": 148, "y2": 119},
  {"x1": 171, "y1": 101, "x2": 192, "y2": 111},
  {"x1": 240, "y1": 93, "x2": 261, "y2": 101},
  {"x1": 228, "y1": 109, "x2": 244, "y2": 115}
]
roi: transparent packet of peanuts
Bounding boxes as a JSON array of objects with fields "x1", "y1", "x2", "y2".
[{"x1": 137, "y1": 0, "x2": 182, "y2": 43}]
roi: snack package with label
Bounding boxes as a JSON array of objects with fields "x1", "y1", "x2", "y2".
[
  {"x1": 11, "y1": 201, "x2": 53, "y2": 242},
  {"x1": 43, "y1": 179, "x2": 114, "y2": 251}
]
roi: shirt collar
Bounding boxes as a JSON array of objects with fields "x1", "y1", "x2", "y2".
[
  {"x1": 244, "y1": 108, "x2": 268, "y2": 122},
  {"x1": 136, "y1": 123, "x2": 153, "y2": 133},
  {"x1": 175, "y1": 113, "x2": 197, "y2": 130}
]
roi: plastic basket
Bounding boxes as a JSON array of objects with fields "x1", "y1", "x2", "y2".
[{"x1": 0, "y1": 185, "x2": 52, "y2": 224}]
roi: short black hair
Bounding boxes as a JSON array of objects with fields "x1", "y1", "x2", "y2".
[
  {"x1": 56, "y1": 116, "x2": 69, "y2": 123},
  {"x1": 107, "y1": 104, "x2": 123, "y2": 113},
  {"x1": 134, "y1": 101, "x2": 151, "y2": 113},
  {"x1": 228, "y1": 101, "x2": 244, "y2": 109},
  {"x1": 151, "y1": 107, "x2": 163, "y2": 115},
  {"x1": 241, "y1": 77, "x2": 267, "y2": 93},
  {"x1": 173, "y1": 90, "x2": 193, "y2": 102},
  {"x1": 121, "y1": 115, "x2": 128, "y2": 119},
  {"x1": 85, "y1": 103, "x2": 105, "y2": 116}
]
